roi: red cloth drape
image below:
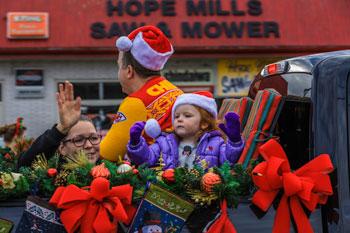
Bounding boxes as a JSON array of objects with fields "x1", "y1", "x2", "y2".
[{"x1": 205, "y1": 200, "x2": 237, "y2": 233}]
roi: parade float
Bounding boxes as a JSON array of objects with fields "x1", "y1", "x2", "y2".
[
  {"x1": 3, "y1": 49, "x2": 350, "y2": 232},
  {"x1": 0, "y1": 139, "x2": 334, "y2": 233}
]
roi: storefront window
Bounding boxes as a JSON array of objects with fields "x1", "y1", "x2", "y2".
[
  {"x1": 73, "y1": 82, "x2": 99, "y2": 99},
  {"x1": 103, "y1": 82, "x2": 125, "y2": 99}
]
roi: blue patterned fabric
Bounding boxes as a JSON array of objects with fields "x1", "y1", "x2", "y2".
[{"x1": 15, "y1": 196, "x2": 66, "y2": 233}]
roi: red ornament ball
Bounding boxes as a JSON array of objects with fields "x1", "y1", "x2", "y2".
[
  {"x1": 4, "y1": 153, "x2": 12, "y2": 160},
  {"x1": 47, "y1": 168, "x2": 58, "y2": 178},
  {"x1": 201, "y1": 172, "x2": 221, "y2": 193},
  {"x1": 162, "y1": 169, "x2": 175, "y2": 183},
  {"x1": 133, "y1": 168, "x2": 139, "y2": 175}
]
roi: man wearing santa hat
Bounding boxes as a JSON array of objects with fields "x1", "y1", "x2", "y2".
[{"x1": 100, "y1": 25, "x2": 183, "y2": 162}]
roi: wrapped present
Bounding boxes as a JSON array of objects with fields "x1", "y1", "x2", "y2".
[
  {"x1": 15, "y1": 196, "x2": 66, "y2": 233},
  {"x1": 238, "y1": 89, "x2": 284, "y2": 168},
  {"x1": 127, "y1": 183, "x2": 194, "y2": 233},
  {"x1": 218, "y1": 97, "x2": 253, "y2": 131}
]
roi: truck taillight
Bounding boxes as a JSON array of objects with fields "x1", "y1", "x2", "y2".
[{"x1": 261, "y1": 61, "x2": 289, "y2": 77}]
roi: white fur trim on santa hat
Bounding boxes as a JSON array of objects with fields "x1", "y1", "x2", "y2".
[
  {"x1": 116, "y1": 36, "x2": 133, "y2": 52},
  {"x1": 130, "y1": 32, "x2": 174, "y2": 71},
  {"x1": 172, "y1": 93, "x2": 217, "y2": 124},
  {"x1": 144, "y1": 118, "x2": 161, "y2": 139}
]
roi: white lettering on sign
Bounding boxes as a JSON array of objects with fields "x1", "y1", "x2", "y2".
[{"x1": 13, "y1": 15, "x2": 42, "y2": 22}]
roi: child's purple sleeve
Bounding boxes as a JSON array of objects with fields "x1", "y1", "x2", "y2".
[
  {"x1": 127, "y1": 137, "x2": 161, "y2": 166},
  {"x1": 220, "y1": 137, "x2": 245, "y2": 165}
]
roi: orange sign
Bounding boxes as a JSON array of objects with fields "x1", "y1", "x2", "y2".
[{"x1": 7, "y1": 12, "x2": 49, "y2": 39}]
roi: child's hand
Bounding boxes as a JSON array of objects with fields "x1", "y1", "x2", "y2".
[
  {"x1": 129, "y1": 121, "x2": 146, "y2": 145},
  {"x1": 219, "y1": 112, "x2": 241, "y2": 143}
]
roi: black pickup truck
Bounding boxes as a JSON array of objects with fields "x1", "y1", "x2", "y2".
[{"x1": 248, "y1": 49, "x2": 350, "y2": 233}]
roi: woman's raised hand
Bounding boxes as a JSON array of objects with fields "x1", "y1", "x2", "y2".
[{"x1": 56, "y1": 81, "x2": 81, "y2": 134}]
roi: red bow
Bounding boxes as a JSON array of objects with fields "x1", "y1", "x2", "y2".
[
  {"x1": 205, "y1": 200, "x2": 237, "y2": 233},
  {"x1": 50, "y1": 177, "x2": 135, "y2": 233},
  {"x1": 14, "y1": 117, "x2": 23, "y2": 136},
  {"x1": 251, "y1": 139, "x2": 333, "y2": 233}
]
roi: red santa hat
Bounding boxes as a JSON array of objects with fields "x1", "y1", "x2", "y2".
[
  {"x1": 144, "y1": 91, "x2": 217, "y2": 139},
  {"x1": 172, "y1": 91, "x2": 218, "y2": 124},
  {"x1": 115, "y1": 25, "x2": 174, "y2": 71}
]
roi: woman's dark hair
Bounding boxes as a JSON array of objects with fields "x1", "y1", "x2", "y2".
[{"x1": 122, "y1": 51, "x2": 161, "y2": 78}]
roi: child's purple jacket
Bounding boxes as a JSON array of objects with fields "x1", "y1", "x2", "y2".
[{"x1": 127, "y1": 130, "x2": 244, "y2": 169}]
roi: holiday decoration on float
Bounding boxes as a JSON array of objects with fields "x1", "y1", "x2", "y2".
[
  {"x1": 117, "y1": 161, "x2": 133, "y2": 174},
  {"x1": 201, "y1": 172, "x2": 222, "y2": 193},
  {"x1": 0, "y1": 135, "x2": 335, "y2": 233},
  {"x1": 251, "y1": 139, "x2": 334, "y2": 233},
  {"x1": 50, "y1": 177, "x2": 135, "y2": 233},
  {"x1": 90, "y1": 162, "x2": 110, "y2": 178}
]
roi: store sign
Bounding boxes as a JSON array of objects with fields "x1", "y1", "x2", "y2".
[
  {"x1": 217, "y1": 58, "x2": 279, "y2": 97},
  {"x1": 7, "y1": 12, "x2": 49, "y2": 39},
  {"x1": 178, "y1": 85, "x2": 214, "y2": 93},
  {"x1": 163, "y1": 69, "x2": 212, "y2": 84},
  {"x1": 15, "y1": 69, "x2": 44, "y2": 98},
  {"x1": 90, "y1": 0, "x2": 280, "y2": 40}
]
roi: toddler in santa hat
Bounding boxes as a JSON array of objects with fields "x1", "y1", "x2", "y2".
[{"x1": 127, "y1": 91, "x2": 244, "y2": 170}]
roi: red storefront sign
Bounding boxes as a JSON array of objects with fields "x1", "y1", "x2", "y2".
[{"x1": 0, "y1": 0, "x2": 350, "y2": 53}]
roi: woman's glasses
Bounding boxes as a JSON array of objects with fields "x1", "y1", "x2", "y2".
[{"x1": 63, "y1": 134, "x2": 101, "y2": 147}]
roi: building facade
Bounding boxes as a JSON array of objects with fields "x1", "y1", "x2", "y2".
[{"x1": 1, "y1": 0, "x2": 350, "y2": 137}]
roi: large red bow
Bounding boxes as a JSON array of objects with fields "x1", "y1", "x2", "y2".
[
  {"x1": 50, "y1": 177, "x2": 135, "y2": 233},
  {"x1": 251, "y1": 139, "x2": 333, "y2": 233}
]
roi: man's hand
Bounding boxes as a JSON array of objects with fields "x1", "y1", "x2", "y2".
[{"x1": 56, "y1": 81, "x2": 81, "y2": 134}]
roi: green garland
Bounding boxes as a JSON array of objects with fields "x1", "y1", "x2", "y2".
[{"x1": 0, "y1": 147, "x2": 257, "y2": 209}]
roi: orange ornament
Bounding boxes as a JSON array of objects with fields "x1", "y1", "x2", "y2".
[
  {"x1": 162, "y1": 169, "x2": 175, "y2": 182},
  {"x1": 201, "y1": 172, "x2": 221, "y2": 193},
  {"x1": 90, "y1": 163, "x2": 110, "y2": 179}
]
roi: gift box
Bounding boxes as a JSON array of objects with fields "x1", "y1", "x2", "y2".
[
  {"x1": 15, "y1": 196, "x2": 66, "y2": 233},
  {"x1": 218, "y1": 97, "x2": 253, "y2": 131},
  {"x1": 238, "y1": 89, "x2": 284, "y2": 168},
  {"x1": 127, "y1": 183, "x2": 194, "y2": 233}
]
